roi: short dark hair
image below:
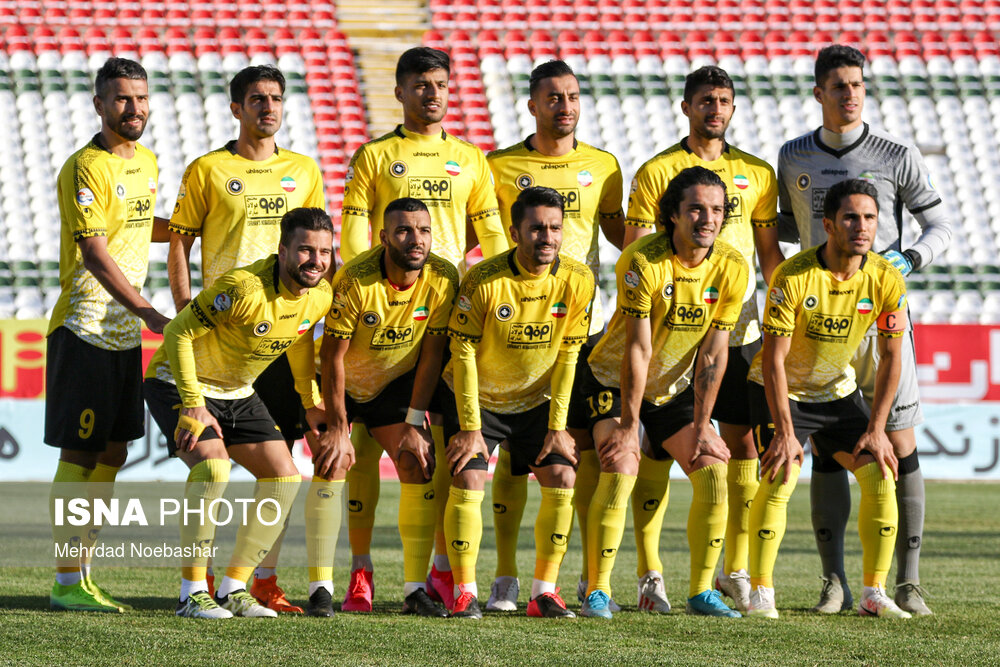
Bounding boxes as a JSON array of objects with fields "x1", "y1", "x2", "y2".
[
  {"x1": 511, "y1": 186, "x2": 565, "y2": 228},
  {"x1": 657, "y1": 166, "x2": 733, "y2": 235},
  {"x1": 683, "y1": 66, "x2": 734, "y2": 103},
  {"x1": 815, "y1": 45, "x2": 866, "y2": 87},
  {"x1": 395, "y1": 47, "x2": 450, "y2": 85},
  {"x1": 822, "y1": 179, "x2": 879, "y2": 220},
  {"x1": 280, "y1": 207, "x2": 334, "y2": 246},
  {"x1": 384, "y1": 197, "x2": 429, "y2": 220},
  {"x1": 94, "y1": 58, "x2": 147, "y2": 99},
  {"x1": 529, "y1": 60, "x2": 577, "y2": 97},
  {"x1": 230, "y1": 65, "x2": 285, "y2": 104}
]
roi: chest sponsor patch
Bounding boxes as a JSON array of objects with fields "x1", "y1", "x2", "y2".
[
  {"x1": 371, "y1": 325, "x2": 414, "y2": 349},
  {"x1": 253, "y1": 337, "x2": 294, "y2": 356},
  {"x1": 507, "y1": 321, "x2": 553, "y2": 347},
  {"x1": 244, "y1": 194, "x2": 288, "y2": 222},
  {"x1": 806, "y1": 313, "x2": 853, "y2": 342},
  {"x1": 408, "y1": 176, "x2": 451, "y2": 204},
  {"x1": 665, "y1": 302, "x2": 707, "y2": 330}
]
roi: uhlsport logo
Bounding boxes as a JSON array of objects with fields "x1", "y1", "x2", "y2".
[{"x1": 493, "y1": 503, "x2": 507, "y2": 514}]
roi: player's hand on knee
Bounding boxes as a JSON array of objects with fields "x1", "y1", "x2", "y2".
[
  {"x1": 689, "y1": 422, "x2": 730, "y2": 466},
  {"x1": 311, "y1": 428, "x2": 355, "y2": 477},
  {"x1": 854, "y1": 429, "x2": 899, "y2": 480},
  {"x1": 760, "y1": 431, "x2": 803, "y2": 484},
  {"x1": 398, "y1": 424, "x2": 434, "y2": 478},
  {"x1": 537, "y1": 429, "x2": 578, "y2": 466},
  {"x1": 596, "y1": 423, "x2": 640, "y2": 468},
  {"x1": 177, "y1": 406, "x2": 220, "y2": 452},
  {"x1": 447, "y1": 430, "x2": 488, "y2": 475}
]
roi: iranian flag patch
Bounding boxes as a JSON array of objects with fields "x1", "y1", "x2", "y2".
[
  {"x1": 857, "y1": 298, "x2": 874, "y2": 314},
  {"x1": 297, "y1": 319, "x2": 311, "y2": 334},
  {"x1": 413, "y1": 306, "x2": 429, "y2": 321},
  {"x1": 551, "y1": 302, "x2": 568, "y2": 318},
  {"x1": 703, "y1": 287, "x2": 719, "y2": 304}
]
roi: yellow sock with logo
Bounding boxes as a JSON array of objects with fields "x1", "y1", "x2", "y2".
[
  {"x1": 748, "y1": 464, "x2": 800, "y2": 588},
  {"x1": 305, "y1": 477, "x2": 344, "y2": 583},
  {"x1": 491, "y1": 448, "x2": 527, "y2": 578},
  {"x1": 346, "y1": 424, "x2": 380, "y2": 559},
  {"x1": 444, "y1": 486, "x2": 484, "y2": 587},
  {"x1": 587, "y1": 472, "x2": 636, "y2": 595},
  {"x1": 573, "y1": 449, "x2": 600, "y2": 583},
  {"x1": 399, "y1": 481, "x2": 437, "y2": 584},
  {"x1": 632, "y1": 454, "x2": 672, "y2": 577},
  {"x1": 430, "y1": 424, "x2": 450, "y2": 567},
  {"x1": 79, "y1": 462, "x2": 120, "y2": 577},
  {"x1": 687, "y1": 463, "x2": 728, "y2": 597},
  {"x1": 855, "y1": 462, "x2": 898, "y2": 588},
  {"x1": 724, "y1": 457, "x2": 759, "y2": 574},
  {"x1": 225, "y1": 474, "x2": 301, "y2": 584},
  {"x1": 533, "y1": 486, "x2": 574, "y2": 586},
  {"x1": 179, "y1": 459, "x2": 231, "y2": 583},
  {"x1": 51, "y1": 461, "x2": 92, "y2": 577}
]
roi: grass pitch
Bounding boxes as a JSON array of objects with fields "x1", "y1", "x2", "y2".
[{"x1": 1, "y1": 480, "x2": 998, "y2": 666}]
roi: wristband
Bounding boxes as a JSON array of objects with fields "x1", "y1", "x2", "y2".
[
  {"x1": 174, "y1": 414, "x2": 207, "y2": 441},
  {"x1": 405, "y1": 407, "x2": 425, "y2": 427}
]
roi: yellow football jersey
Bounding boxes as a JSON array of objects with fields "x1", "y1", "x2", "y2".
[
  {"x1": 49, "y1": 137, "x2": 158, "y2": 351},
  {"x1": 748, "y1": 246, "x2": 908, "y2": 402},
  {"x1": 626, "y1": 140, "x2": 777, "y2": 346},
  {"x1": 443, "y1": 249, "x2": 594, "y2": 415},
  {"x1": 340, "y1": 125, "x2": 508, "y2": 269},
  {"x1": 588, "y1": 233, "x2": 748, "y2": 406},
  {"x1": 169, "y1": 143, "x2": 325, "y2": 289},
  {"x1": 146, "y1": 255, "x2": 332, "y2": 407},
  {"x1": 324, "y1": 246, "x2": 458, "y2": 402},
  {"x1": 488, "y1": 136, "x2": 623, "y2": 333}
]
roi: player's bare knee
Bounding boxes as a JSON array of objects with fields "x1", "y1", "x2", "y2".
[
  {"x1": 396, "y1": 450, "x2": 430, "y2": 483},
  {"x1": 59, "y1": 447, "x2": 99, "y2": 470},
  {"x1": 452, "y1": 468, "x2": 486, "y2": 491},
  {"x1": 534, "y1": 464, "x2": 575, "y2": 489},
  {"x1": 97, "y1": 441, "x2": 129, "y2": 468}
]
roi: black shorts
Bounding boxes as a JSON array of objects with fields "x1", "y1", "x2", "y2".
[
  {"x1": 44, "y1": 327, "x2": 144, "y2": 451},
  {"x1": 440, "y1": 386, "x2": 572, "y2": 475},
  {"x1": 567, "y1": 333, "x2": 603, "y2": 430},
  {"x1": 345, "y1": 368, "x2": 434, "y2": 429},
  {"x1": 143, "y1": 378, "x2": 284, "y2": 456},
  {"x1": 710, "y1": 338, "x2": 760, "y2": 425},
  {"x1": 749, "y1": 383, "x2": 871, "y2": 461},
  {"x1": 574, "y1": 362, "x2": 696, "y2": 461},
  {"x1": 253, "y1": 353, "x2": 307, "y2": 442}
]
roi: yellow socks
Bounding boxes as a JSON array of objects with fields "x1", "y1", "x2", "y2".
[
  {"x1": 573, "y1": 449, "x2": 600, "y2": 583},
  {"x1": 491, "y1": 448, "x2": 528, "y2": 578},
  {"x1": 79, "y1": 462, "x2": 120, "y2": 577},
  {"x1": 444, "y1": 486, "x2": 485, "y2": 587},
  {"x1": 225, "y1": 474, "x2": 301, "y2": 583},
  {"x1": 180, "y1": 459, "x2": 231, "y2": 582},
  {"x1": 533, "y1": 486, "x2": 574, "y2": 586},
  {"x1": 399, "y1": 481, "x2": 437, "y2": 585},
  {"x1": 632, "y1": 454, "x2": 672, "y2": 577},
  {"x1": 51, "y1": 461, "x2": 92, "y2": 577},
  {"x1": 346, "y1": 424, "x2": 380, "y2": 559},
  {"x1": 855, "y1": 462, "x2": 898, "y2": 588},
  {"x1": 430, "y1": 424, "x2": 451, "y2": 568},
  {"x1": 748, "y1": 464, "x2": 800, "y2": 588},
  {"x1": 305, "y1": 477, "x2": 344, "y2": 583},
  {"x1": 724, "y1": 457, "x2": 759, "y2": 574},
  {"x1": 587, "y1": 472, "x2": 636, "y2": 595},
  {"x1": 687, "y1": 463, "x2": 728, "y2": 597}
]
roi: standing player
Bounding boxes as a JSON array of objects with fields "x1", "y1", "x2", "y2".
[
  {"x1": 777, "y1": 45, "x2": 951, "y2": 615},
  {"x1": 167, "y1": 65, "x2": 325, "y2": 613},
  {"x1": 144, "y1": 207, "x2": 333, "y2": 619},
  {"x1": 318, "y1": 198, "x2": 457, "y2": 617},
  {"x1": 338, "y1": 46, "x2": 509, "y2": 612},
  {"x1": 746, "y1": 179, "x2": 910, "y2": 619},
  {"x1": 47, "y1": 57, "x2": 169, "y2": 613},
  {"x1": 442, "y1": 187, "x2": 594, "y2": 619},
  {"x1": 621, "y1": 66, "x2": 783, "y2": 613},
  {"x1": 485, "y1": 59, "x2": 625, "y2": 611},
  {"x1": 578, "y1": 166, "x2": 748, "y2": 619}
]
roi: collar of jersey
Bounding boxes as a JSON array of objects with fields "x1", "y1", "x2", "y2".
[
  {"x1": 812, "y1": 123, "x2": 870, "y2": 159},
  {"x1": 225, "y1": 139, "x2": 280, "y2": 158},
  {"x1": 815, "y1": 242, "x2": 868, "y2": 273},
  {"x1": 680, "y1": 136, "x2": 729, "y2": 157},
  {"x1": 524, "y1": 134, "x2": 578, "y2": 154},
  {"x1": 507, "y1": 248, "x2": 559, "y2": 280},
  {"x1": 395, "y1": 125, "x2": 447, "y2": 142}
]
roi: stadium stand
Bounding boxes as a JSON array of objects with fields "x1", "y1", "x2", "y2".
[{"x1": 2, "y1": 0, "x2": 1000, "y2": 322}]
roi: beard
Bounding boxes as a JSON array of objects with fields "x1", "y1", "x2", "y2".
[
  {"x1": 387, "y1": 243, "x2": 427, "y2": 272},
  {"x1": 290, "y1": 262, "x2": 325, "y2": 288},
  {"x1": 115, "y1": 115, "x2": 147, "y2": 141}
]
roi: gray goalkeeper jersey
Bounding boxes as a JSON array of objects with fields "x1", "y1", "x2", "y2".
[{"x1": 777, "y1": 123, "x2": 952, "y2": 268}]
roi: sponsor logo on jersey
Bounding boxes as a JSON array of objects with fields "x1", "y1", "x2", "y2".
[
  {"x1": 796, "y1": 173, "x2": 810, "y2": 191},
  {"x1": 857, "y1": 298, "x2": 874, "y2": 314},
  {"x1": 769, "y1": 287, "x2": 784, "y2": 305},
  {"x1": 445, "y1": 160, "x2": 461, "y2": 176},
  {"x1": 115, "y1": 184, "x2": 126, "y2": 199},
  {"x1": 458, "y1": 295, "x2": 472, "y2": 311},
  {"x1": 804, "y1": 295, "x2": 819, "y2": 310},
  {"x1": 371, "y1": 325, "x2": 414, "y2": 348},
  {"x1": 725, "y1": 194, "x2": 743, "y2": 221},
  {"x1": 555, "y1": 187, "x2": 580, "y2": 213},
  {"x1": 126, "y1": 196, "x2": 152, "y2": 223},
  {"x1": 551, "y1": 302, "x2": 567, "y2": 318},
  {"x1": 811, "y1": 188, "x2": 827, "y2": 214},
  {"x1": 297, "y1": 319, "x2": 311, "y2": 334},
  {"x1": 76, "y1": 188, "x2": 95, "y2": 206},
  {"x1": 496, "y1": 303, "x2": 514, "y2": 321},
  {"x1": 516, "y1": 173, "x2": 534, "y2": 189},
  {"x1": 623, "y1": 270, "x2": 640, "y2": 288},
  {"x1": 226, "y1": 178, "x2": 244, "y2": 195},
  {"x1": 630, "y1": 177, "x2": 638, "y2": 194},
  {"x1": 577, "y1": 169, "x2": 593, "y2": 187},
  {"x1": 148, "y1": 177, "x2": 157, "y2": 193},
  {"x1": 898, "y1": 294, "x2": 906, "y2": 308},
  {"x1": 253, "y1": 337, "x2": 294, "y2": 356},
  {"x1": 409, "y1": 176, "x2": 451, "y2": 203},
  {"x1": 345, "y1": 166, "x2": 354, "y2": 182},
  {"x1": 733, "y1": 174, "x2": 749, "y2": 189},
  {"x1": 806, "y1": 313, "x2": 853, "y2": 341},
  {"x1": 662, "y1": 282, "x2": 674, "y2": 299},
  {"x1": 390, "y1": 161, "x2": 408, "y2": 177},
  {"x1": 413, "y1": 151, "x2": 440, "y2": 157},
  {"x1": 280, "y1": 176, "x2": 296, "y2": 192},
  {"x1": 213, "y1": 293, "x2": 232, "y2": 312},
  {"x1": 665, "y1": 302, "x2": 707, "y2": 330},
  {"x1": 703, "y1": 286, "x2": 719, "y2": 304},
  {"x1": 253, "y1": 321, "x2": 272, "y2": 336},
  {"x1": 413, "y1": 306, "x2": 429, "y2": 321},
  {"x1": 245, "y1": 194, "x2": 288, "y2": 221},
  {"x1": 829, "y1": 288, "x2": 854, "y2": 295},
  {"x1": 362, "y1": 311, "x2": 380, "y2": 327},
  {"x1": 333, "y1": 292, "x2": 346, "y2": 308}
]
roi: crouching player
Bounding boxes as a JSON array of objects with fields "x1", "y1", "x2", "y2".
[
  {"x1": 318, "y1": 197, "x2": 458, "y2": 617},
  {"x1": 442, "y1": 186, "x2": 594, "y2": 618},
  {"x1": 576, "y1": 166, "x2": 748, "y2": 618},
  {"x1": 746, "y1": 179, "x2": 910, "y2": 619},
  {"x1": 143, "y1": 207, "x2": 333, "y2": 618}
]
